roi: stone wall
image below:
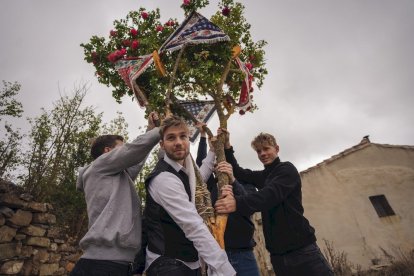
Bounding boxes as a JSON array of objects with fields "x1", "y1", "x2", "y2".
[{"x1": 0, "y1": 180, "x2": 81, "y2": 275}]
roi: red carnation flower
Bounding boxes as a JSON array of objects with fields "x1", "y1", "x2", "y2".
[
  {"x1": 130, "y1": 28, "x2": 138, "y2": 36},
  {"x1": 107, "y1": 52, "x2": 117, "y2": 63},
  {"x1": 123, "y1": 39, "x2": 131, "y2": 47},
  {"x1": 119, "y1": 48, "x2": 127, "y2": 56},
  {"x1": 141, "y1": 11, "x2": 149, "y2": 19},
  {"x1": 110, "y1": 30, "x2": 117, "y2": 37},
  {"x1": 222, "y1": 7, "x2": 231, "y2": 16},
  {"x1": 245, "y1": 63, "x2": 253, "y2": 71},
  {"x1": 183, "y1": 0, "x2": 191, "y2": 5},
  {"x1": 131, "y1": 40, "x2": 140, "y2": 50},
  {"x1": 156, "y1": 25, "x2": 164, "y2": 32},
  {"x1": 114, "y1": 50, "x2": 123, "y2": 60}
]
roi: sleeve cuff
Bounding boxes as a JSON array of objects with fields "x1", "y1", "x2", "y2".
[{"x1": 235, "y1": 195, "x2": 254, "y2": 216}]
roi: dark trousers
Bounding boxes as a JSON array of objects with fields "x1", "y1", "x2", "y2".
[
  {"x1": 70, "y1": 258, "x2": 132, "y2": 276},
  {"x1": 146, "y1": 256, "x2": 201, "y2": 276},
  {"x1": 270, "y1": 242, "x2": 334, "y2": 276},
  {"x1": 226, "y1": 250, "x2": 260, "y2": 276}
]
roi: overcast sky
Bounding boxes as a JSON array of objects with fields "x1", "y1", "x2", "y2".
[{"x1": 1, "y1": 0, "x2": 413, "y2": 171}]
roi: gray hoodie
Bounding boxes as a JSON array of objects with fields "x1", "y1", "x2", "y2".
[{"x1": 76, "y1": 127, "x2": 160, "y2": 262}]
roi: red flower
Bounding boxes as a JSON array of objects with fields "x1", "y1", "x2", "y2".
[
  {"x1": 92, "y1": 51, "x2": 99, "y2": 65},
  {"x1": 156, "y1": 25, "x2": 164, "y2": 32},
  {"x1": 119, "y1": 48, "x2": 127, "y2": 56},
  {"x1": 165, "y1": 20, "x2": 174, "y2": 27},
  {"x1": 222, "y1": 7, "x2": 231, "y2": 16},
  {"x1": 245, "y1": 63, "x2": 253, "y2": 71},
  {"x1": 130, "y1": 28, "x2": 138, "y2": 36},
  {"x1": 107, "y1": 52, "x2": 117, "y2": 63},
  {"x1": 141, "y1": 11, "x2": 149, "y2": 19},
  {"x1": 110, "y1": 30, "x2": 117, "y2": 37},
  {"x1": 183, "y1": 0, "x2": 191, "y2": 5},
  {"x1": 122, "y1": 39, "x2": 131, "y2": 47},
  {"x1": 131, "y1": 40, "x2": 140, "y2": 50}
]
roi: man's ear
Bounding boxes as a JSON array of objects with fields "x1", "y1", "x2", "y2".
[
  {"x1": 275, "y1": 145, "x2": 280, "y2": 153},
  {"x1": 103, "y1": 147, "x2": 112, "y2": 154},
  {"x1": 159, "y1": 140, "x2": 164, "y2": 150}
]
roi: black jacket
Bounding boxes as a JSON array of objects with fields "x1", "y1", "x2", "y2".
[
  {"x1": 224, "y1": 147, "x2": 316, "y2": 255},
  {"x1": 197, "y1": 137, "x2": 256, "y2": 251}
]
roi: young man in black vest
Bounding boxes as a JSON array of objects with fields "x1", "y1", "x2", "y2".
[
  {"x1": 215, "y1": 129, "x2": 333, "y2": 276},
  {"x1": 143, "y1": 116, "x2": 235, "y2": 276}
]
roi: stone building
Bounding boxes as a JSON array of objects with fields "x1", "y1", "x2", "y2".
[{"x1": 301, "y1": 136, "x2": 414, "y2": 269}]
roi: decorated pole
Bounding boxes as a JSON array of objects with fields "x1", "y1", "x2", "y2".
[{"x1": 81, "y1": 0, "x2": 267, "y2": 249}]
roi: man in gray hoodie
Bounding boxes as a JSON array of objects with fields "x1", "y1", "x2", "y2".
[{"x1": 71, "y1": 113, "x2": 160, "y2": 276}]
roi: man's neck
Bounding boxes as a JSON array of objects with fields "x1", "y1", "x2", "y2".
[
  {"x1": 178, "y1": 159, "x2": 185, "y2": 167},
  {"x1": 164, "y1": 154, "x2": 186, "y2": 171}
]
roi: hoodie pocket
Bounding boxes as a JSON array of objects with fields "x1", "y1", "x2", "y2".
[{"x1": 118, "y1": 213, "x2": 142, "y2": 248}]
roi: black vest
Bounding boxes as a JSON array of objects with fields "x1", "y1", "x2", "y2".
[{"x1": 144, "y1": 159, "x2": 198, "y2": 262}]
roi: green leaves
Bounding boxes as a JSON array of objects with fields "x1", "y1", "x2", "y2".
[
  {"x1": 181, "y1": 0, "x2": 210, "y2": 16},
  {"x1": 0, "y1": 81, "x2": 23, "y2": 119},
  {"x1": 81, "y1": 0, "x2": 267, "y2": 117}
]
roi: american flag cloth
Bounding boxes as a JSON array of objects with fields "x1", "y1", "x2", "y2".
[
  {"x1": 234, "y1": 57, "x2": 253, "y2": 111},
  {"x1": 178, "y1": 100, "x2": 216, "y2": 142},
  {"x1": 159, "y1": 11, "x2": 230, "y2": 53},
  {"x1": 115, "y1": 55, "x2": 154, "y2": 106}
]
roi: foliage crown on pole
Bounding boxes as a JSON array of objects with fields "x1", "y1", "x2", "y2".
[{"x1": 80, "y1": 0, "x2": 267, "y2": 117}]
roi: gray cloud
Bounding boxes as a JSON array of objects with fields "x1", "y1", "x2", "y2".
[{"x1": 1, "y1": 0, "x2": 413, "y2": 172}]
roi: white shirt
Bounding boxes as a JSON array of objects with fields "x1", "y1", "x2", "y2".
[{"x1": 145, "y1": 152, "x2": 236, "y2": 276}]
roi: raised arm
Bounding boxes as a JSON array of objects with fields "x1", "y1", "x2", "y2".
[
  {"x1": 195, "y1": 122, "x2": 208, "y2": 167},
  {"x1": 93, "y1": 113, "x2": 160, "y2": 175},
  {"x1": 218, "y1": 128, "x2": 264, "y2": 188},
  {"x1": 215, "y1": 162, "x2": 301, "y2": 216}
]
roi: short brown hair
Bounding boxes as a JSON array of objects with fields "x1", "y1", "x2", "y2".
[
  {"x1": 90, "y1": 135, "x2": 124, "y2": 160},
  {"x1": 251, "y1": 132, "x2": 277, "y2": 151},
  {"x1": 159, "y1": 115, "x2": 189, "y2": 140}
]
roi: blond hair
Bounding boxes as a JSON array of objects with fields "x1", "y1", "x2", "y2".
[{"x1": 251, "y1": 132, "x2": 277, "y2": 150}]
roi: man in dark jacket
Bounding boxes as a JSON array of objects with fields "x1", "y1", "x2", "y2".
[
  {"x1": 196, "y1": 123, "x2": 260, "y2": 276},
  {"x1": 215, "y1": 129, "x2": 333, "y2": 276}
]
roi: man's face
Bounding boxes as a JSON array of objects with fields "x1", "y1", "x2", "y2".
[
  {"x1": 255, "y1": 142, "x2": 279, "y2": 165},
  {"x1": 160, "y1": 125, "x2": 190, "y2": 164}
]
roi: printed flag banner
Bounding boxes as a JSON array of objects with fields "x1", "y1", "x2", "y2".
[
  {"x1": 115, "y1": 55, "x2": 154, "y2": 106},
  {"x1": 178, "y1": 100, "x2": 216, "y2": 142},
  {"x1": 234, "y1": 57, "x2": 253, "y2": 111},
  {"x1": 159, "y1": 11, "x2": 230, "y2": 53}
]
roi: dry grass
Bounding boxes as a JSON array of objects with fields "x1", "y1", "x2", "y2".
[{"x1": 322, "y1": 240, "x2": 414, "y2": 276}]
